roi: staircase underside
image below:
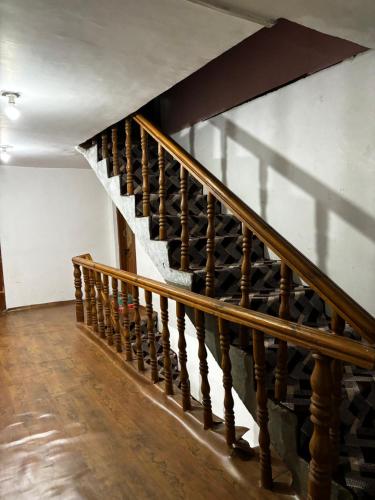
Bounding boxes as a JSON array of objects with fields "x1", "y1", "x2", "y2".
[{"x1": 80, "y1": 128, "x2": 375, "y2": 499}]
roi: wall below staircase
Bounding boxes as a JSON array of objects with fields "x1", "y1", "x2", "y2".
[
  {"x1": 173, "y1": 50, "x2": 375, "y2": 316},
  {"x1": 0, "y1": 166, "x2": 117, "y2": 308}
]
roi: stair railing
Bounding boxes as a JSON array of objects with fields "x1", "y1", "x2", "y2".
[{"x1": 73, "y1": 253, "x2": 375, "y2": 500}]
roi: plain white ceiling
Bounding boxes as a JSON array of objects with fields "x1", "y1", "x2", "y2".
[
  {"x1": 0, "y1": 0, "x2": 260, "y2": 168},
  {"x1": 189, "y1": 1, "x2": 375, "y2": 48},
  {"x1": 2, "y1": 0, "x2": 374, "y2": 169}
]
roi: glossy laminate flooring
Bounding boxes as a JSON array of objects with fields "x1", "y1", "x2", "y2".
[{"x1": 0, "y1": 303, "x2": 296, "y2": 499}]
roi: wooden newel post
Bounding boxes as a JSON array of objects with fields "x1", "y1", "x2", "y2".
[
  {"x1": 308, "y1": 353, "x2": 333, "y2": 500},
  {"x1": 125, "y1": 119, "x2": 134, "y2": 195},
  {"x1": 121, "y1": 280, "x2": 132, "y2": 361},
  {"x1": 205, "y1": 192, "x2": 215, "y2": 297},
  {"x1": 73, "y1": 264, "x2": 84, "y2": 323},
  {"x1": 160, "y1": 295, "x2": 173, "y2": 395},
  {"x1": 133, "y1": 285, "x2": 145, "y2": 371},
  {"x1": 253, "y1": 328, "x2": 273, "y2": 490},
  {"x1": 82, "y1": 267, "x2": 92, "y2": 326},
  {"x1": 195, "y1": 309, "x2": 213, "y2": 429},
  {"x1": 112, "y1": 277, "x2": 122, "y2": 352},
  {"x1": 89, "y1": 269, "x2": 98, "y2": 332},
  {"x1": 158, "y1": 144, "x2": 167, "y2": 240},
  {"x1": 141, "y1": 127, "x2": 150, "y2": 216},
  {"x1": 102, "y1": 274, "x2": 112, "y2": 341},
  {"x1": 330, "y1": 312, "x2": 345, "y2": 474},
  {"x1": 112, "y1": 126, "x2": 119, "y2": 176},
  {"x1": 239, "y1": 224, "x2": 252, "y2": 349},
  {"x1": 219, "y1": 318, "x2": 236, "y2": 447},
  {"x1": 145, "y1": 290, "x2": 158, "y2": 383},
  {"x1": 101, "y1": 132, "x2": 108, "y2": 160},
  {"x1": 95, "y1": 272, "x2": 105, "y2": 339},
  {"x1": 176, "y1": 301, "x2": 191, "y2": 411},
  {"x1": 180, "y1": 165, "x2": 190, "y2": 271},
  {"x1": 275, "y1": 261, "x2": 292, "y2": 401}
]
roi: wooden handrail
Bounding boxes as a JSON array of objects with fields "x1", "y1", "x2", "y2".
[
  {"x1": 133, "y1": 114, "x2": 375, "y2": 342},
  {"x1": 72, "y1": 255, "x2": 375, "y2": 370}
]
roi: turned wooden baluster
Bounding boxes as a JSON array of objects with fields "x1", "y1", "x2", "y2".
[
  {"x1": 180, "y1": 165, "x2": 190, "y2": 271},
  {"x1": 205, "y1": 192, "x2": 215, "y2": 297},
  {"x1": 95, "y1": 271, "x2": 105, "y2": 338},
  {"x1": 89, "y1": 269, "x2": 98, "y2": 332},
  {"x1": 219, "y1": 318, "x2": 236, "y2": 446},
  {"x1": 82, "y1": 268, "x2": 92, "y2": 326},
  {"x1": 308, "y1": 354, "x2": 333, "y2": 500},
  {"x1": 195, "y1": 309, "x2": 213, "y2": 428},
  {"x1": 145, "y1": 290, "x2": 158, "y2": 383},
  {"x1": 160, "y1": 296, "x2": 173, "y2": 395},
  {"x1": 121, "y1": 280, "x2": 132, "y2": 361},
  {"x1": 239, "y1": 225, "x2": 252, "y2": 349},
  {"x1": 101, "y1": 132, "x2": 108, "y2": 160},
  {"x1": 112, "y1": 126, "x2": 119, "y2": 176},
  {"x1": 125, "y1": 119, "x2": 134, "y2": 195},
  {"x1": 133, "y1": 285, "x2": 145, "y2": 370},
  {"x1": 275, "y1": 262, "x2": 292, "y2": 402},
  {"x1": 253, "y1": 329, "x2": 273, "y2": 489},
  {"x1": 176, "y1": 302, "x2": 191, "y2": 411},
  {"x1": 102, "y1": 274, "x2": 112, "y2": 343},
  {"x1": 158, "y1": 144, "x2": 167, "y2": 240},
  {"x1": 140, "y1": 127, "x2": 150, "y2": 216},
  {"x1": 330, "y1": 312, "x2": 345, "y2": 474},
  {"x1": 112, "y1": 278, "x2": 122, "y2": 352},
  {"x1": 73, "y1": 264, "x2": 84, "y2": 322}
]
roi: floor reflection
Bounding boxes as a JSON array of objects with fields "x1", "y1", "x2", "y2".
[{"x1": 0, "y1": 411, "x2": 91, "y2": 499}]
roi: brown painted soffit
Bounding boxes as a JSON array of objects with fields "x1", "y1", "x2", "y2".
[{"x1": 145, "y1": 18, "x2": 367, "y2": 134}]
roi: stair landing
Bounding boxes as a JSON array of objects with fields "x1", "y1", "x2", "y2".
[{"x1": 0, "y1": 303, "x2": 295, "y2": 499}]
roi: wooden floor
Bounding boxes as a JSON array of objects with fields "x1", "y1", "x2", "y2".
[{"x1": 0, "y1": 303, "x2": 296, "y2": 499}]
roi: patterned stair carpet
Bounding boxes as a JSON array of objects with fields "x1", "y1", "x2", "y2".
[{"x1": 98, "y1": 128, "x2": 374, "y2": 499}]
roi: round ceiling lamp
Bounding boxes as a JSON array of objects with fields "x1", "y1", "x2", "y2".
[
  {"x1": 1, "y1": 91, "x2": 21, "y2": 121},
  {"x1": 0, "y1": 145, "x2": 12, "y2": 163}
]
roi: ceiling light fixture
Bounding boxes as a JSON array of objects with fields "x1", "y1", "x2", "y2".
[
  {"x1": 0, "y1": 145, "x2": 12, "y2": 164},
  {"x1": 1, "y1": 91, "x2": 21, "y2": 121}
]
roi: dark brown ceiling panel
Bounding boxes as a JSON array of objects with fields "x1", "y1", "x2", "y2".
[{"x1": 146, "y1": 19, "x2": 366, "y2": 134}]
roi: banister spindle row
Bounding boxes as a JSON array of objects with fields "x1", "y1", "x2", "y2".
[{"x1": 73, "y1": 258, "x2": 345, "y2": 499}]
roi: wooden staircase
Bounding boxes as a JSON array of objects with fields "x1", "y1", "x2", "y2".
[{"x1": 75, "y1": 114, "x2": 375, "y2": 499}]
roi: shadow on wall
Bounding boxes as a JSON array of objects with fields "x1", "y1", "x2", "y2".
[{"x1": 188, "y1": 116, "x2": 375, "y2": 274}]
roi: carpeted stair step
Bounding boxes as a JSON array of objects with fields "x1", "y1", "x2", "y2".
[
  {"x1": 135, "y1": 193, "x2": 222, "y2": 217},
  {"x1": 149, "y1": 213, "x2": 241, "y2": 240},
  {"x1": 167, "y1": 234, "x2": 266, "y2": 270},
  {"x1": 191, "y1": 259, "x2": 289, "y2": 296},
  {"x1": 221, "y1": 286, "x2": 329, "y2": 327}
]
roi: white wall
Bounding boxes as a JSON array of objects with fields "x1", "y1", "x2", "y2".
[
  {"x1": 173, "y1": 50, "x2": 375, "y2": 316},
  {"x1": 0, "y1": 166, "x2": 117, "y2": 308}
]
